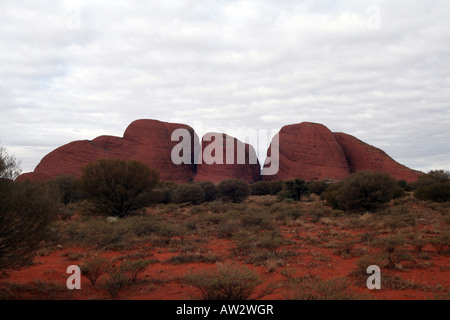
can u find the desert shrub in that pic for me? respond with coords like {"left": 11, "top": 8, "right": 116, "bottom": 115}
{"left": 198, "top": 181, "right": 218, "bottom": 202}
{"left": 233, "top": 229, "right": 284, "bottom": 257}
{"left": 172, "top": 183, "right": 205, "bottom": 205}
{"left": 430, "top": 233, "right": 450, "bottom": 255}
{"left": 152, "top": 181, "right": 177, "bottom": 204}
{"left": 278, "top": 179, "right": 309, "bottom": 201}
{"left": 427, "top": 170, "right": 450, "bottom": 183}
{"left": 0, "top": 280, "right": 73, "bottom": 300}
{"left": 397, "top": 180, "right": 415, "bottom": 192}
{"left": 80, "top": 159, "right": 159, "bottom": 217}
{"left": 376, "top": 236, "right": 412, "bottom": 269}
{"left": 216, "top": 220, "right": 240, "bottom": 238}
{"left": 308, "top": 181, "right": 328, "bottom": 196}
{"left": 251, "top": 180, "right": 285, "bottom": 196}
{"left": 184, "top": 262, "right": 262, "bottom": 300}
{"left": 48, "top": 175, "right": 84, "bottom": 204}
{"left": 104, "top": 268, "right": 129, "bottom": 299}
{"left": 414, "top": 183, "right": 450, "bottom": 203}
{"left": 335, "top": 171, "right": 399, "bottom": 213}
{"left": 283, "top": 274, "right": 361, "bottom": 300}
{"left": 414, "top": 174, "right": 438, "bottom": 189}
{"left": 321, "top": 183, "right": 342, "bottom": 209}
{"left": 165, "top": 254, "right": 221, "bottom": 265}
{"left": 217, "top": 179, "right": 251, "bottom": 203}
{"left": 240, "top": 209, "right": 273, "bottom": 230}
{"left": 80, "top": 257, "right": 111, "bottom": 285}
{"left": 155, "top": 222, "right": 187, "bottom": 246}
{"left": 119, "top": 259, "right": 151, "bottom": 282}
{"left": 0, "top": 180, "right": 58, "bottom": 270}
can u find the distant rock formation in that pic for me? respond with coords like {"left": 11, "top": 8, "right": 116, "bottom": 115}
{"left": 194, "top": 132, "right": 261, "bottom": 183}
{"left": 333, "top": 132, "right": 421, "bottom": 182}
{"left": 263, "top": 122, "right": 421, "bottom": 183}
{"left": 17, "top": 119, "right": 422, "bottom": 183}
{"left": 17, "top": 119, "right": 198, "bottom": 183}
{"left": 263, "top": 122, "right": 350, "bottom": 181}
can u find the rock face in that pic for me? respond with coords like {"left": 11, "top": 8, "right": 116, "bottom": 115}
{"left": 263, "top": 122, "right": 351, "bottom": 181}
{"left": 333, "top": 132, "right": 421, "bottom": 182}
{"left": 18, "top": 119, "right": 198, "bottom": 183}
{"left": 194, "top": 133, "right": 261, "bottom": 183}
{"left": 18, "top": 119, "right": 422, "bottom": 184}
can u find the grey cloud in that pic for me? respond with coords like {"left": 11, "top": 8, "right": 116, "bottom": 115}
{"left": 0, "top": 0, "right": 449, "bottom": 173}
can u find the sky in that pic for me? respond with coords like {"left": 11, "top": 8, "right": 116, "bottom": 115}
{"left": 0, "top": 0, "right": 449, "bottom": 174}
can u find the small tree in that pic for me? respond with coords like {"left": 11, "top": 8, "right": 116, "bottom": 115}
{"left": 427, "top": 170, "right": 450, "bottom": 183}
{"left": 0, "top": 181, "right": 58, "bottom": 270}
{"left": 0, "top": 147, "right": 21, "bottom": 180}
{"left": 49, "top": 175, "right": 85, "bottom": 204}
{"left": 217, "top": 179, "right": 251, "bottom": 203}
{"left": 280, "top": 179, "right": 309, "bottom": 201}
{"left": 80, "top": 159, "right": 159, "bottom": 217}
{"left": 0, "top": 147, "right": 57, "bottom": 270}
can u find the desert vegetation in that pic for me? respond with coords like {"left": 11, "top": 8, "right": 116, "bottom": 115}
{"left": 0, "top": 150, "right": 449, "bottom": 300}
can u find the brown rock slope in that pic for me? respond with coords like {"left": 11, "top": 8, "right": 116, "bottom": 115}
{"left": 195, "top": 132, "right": 261, "bottom": 183}
{"left": 263, "top": 122, "right": 351, "bottom": 181}
{"left": 17, "top": 119, "right": 198, "bottom": 183}
{"left": 333, "top": 132, "right": 421, "bottom": 182}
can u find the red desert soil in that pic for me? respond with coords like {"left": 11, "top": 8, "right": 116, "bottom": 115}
{"left": 2, "top": 235, "right": 448, "bottom": 300}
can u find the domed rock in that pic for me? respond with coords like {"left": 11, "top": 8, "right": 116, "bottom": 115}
{"left": 18, "top": 119, "right": 198, "bottom": 183}
{"left": 263, "top": 122, "right": 350, "bottom": 181}
{"left": 194, "top": 132, "right": 261, "bottom": 183}
{"left": 333, "top": 132, "right": 422, "bottom": 182}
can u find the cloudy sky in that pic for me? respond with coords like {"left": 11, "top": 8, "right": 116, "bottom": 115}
{"left": 1, "top": 0, "right": 449, "bottom": 173}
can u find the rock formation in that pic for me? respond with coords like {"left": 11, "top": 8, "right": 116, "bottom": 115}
{"left": 333, "top": 132, "right": 421, "bottom": 182}
{"left": 17, "top": 119, "right": 198, "bottom": 183}
{"left": 17, "top": 119, "right": 422, "bottom": 184}
{"left": 263, "top": 122, "right": 351, "bottom": 181}
{"left": 194, "top": 132, "right": 261, "bottom": 183}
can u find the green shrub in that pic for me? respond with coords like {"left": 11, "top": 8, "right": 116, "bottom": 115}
{"left": 308, "top": 181, "right": 328, "bottom": 196}
{"left": 184, "top": 262, "right": 262, "bottom": 300}
{"left": 0, "top": 180, "right": 58, "bottom": 270}
{"left": 321, "top": 183, "right": 342, "bottom": 209}
{"left": 217, "top": 179, "right": 251, "bottom": 203}
{"left": 283, "top": 274, "right": 361, "bottom": 300}
{"left": 198, "top": 181, "right": 218, "bottom": 202}
{"left": 414, "top": 183, "right": 450, "bottom": 203}
{"left": 172, "top": 183, "right": 205, "bottom": 205}
{"left": 48, "top": 175, "right": 84, "bottom": 204}
{"left": 335, "top": 171, "right": 399, "bottom": 212}
{"left": 104, "top": 268, "right": 129, "bottom": 299}
{"left": 80, "top": 159, "right": 159, "bottom": 217}
{"left": 119, "top": 259, "right": 151, "bottom": 282}
{"left": 153, "top": 181, "right": 177, "bottom": 204}
{"left": 430, "top": 233, "right": 450, "bottom": 255}
{"left": 279, "top": 179, "right": 309, "bottom": 201}
{"left": 80, "top": 257, "right": 111, "bottom": 285}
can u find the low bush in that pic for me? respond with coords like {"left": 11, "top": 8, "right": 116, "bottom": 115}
{"left": 217, "top": 179, "right": 251, "bottom": 203}
{"left": 414, "top": 183, "right": 450, "bottom": 203}
{"left": 80, "top": 257, "right": 111, "bottom": 285}
{"left": 171, "top": 183, "right": 205, "bottom": 205}
{"left": 333, "top": 171, "right": 399, "bottom": 213}
{"left": 119, "top": 259, "right": 151, "bottom": 282}
{"left": 184, "top": 262, "right": 262, "bottom": 300}
{"left": 48, "top": 175, "right": 84, "bottom": 204}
